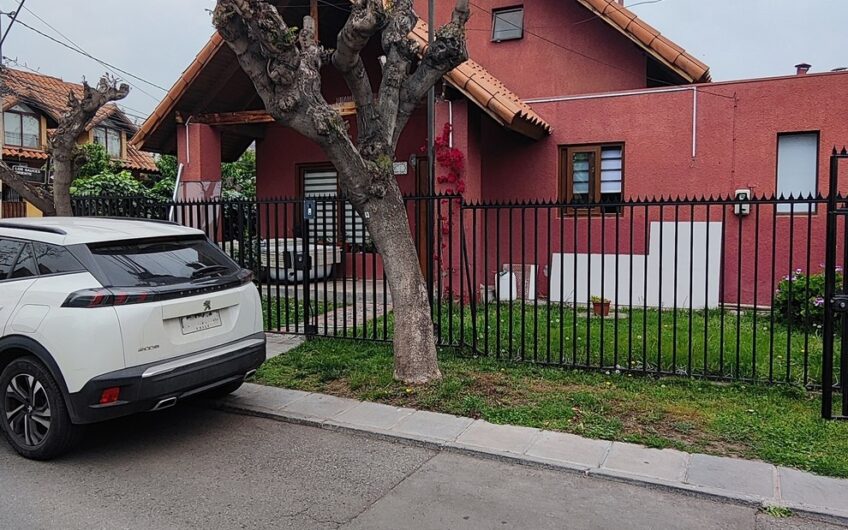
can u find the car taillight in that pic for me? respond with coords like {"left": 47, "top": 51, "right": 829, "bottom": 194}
{"left": 62, "top": 288, "right": 155, "bottom": 308}
{"left": 99, "top": 387, "right": 121, "bottom": 405}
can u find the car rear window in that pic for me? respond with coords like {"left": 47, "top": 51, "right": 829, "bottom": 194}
{"left": 33, "top": 242, "right": 85, "bottom": 275}
{"left": 88, "top": 237, "right": 239, "bottom": 287}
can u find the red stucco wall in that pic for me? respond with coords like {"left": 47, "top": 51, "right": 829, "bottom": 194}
{"left": 474, "top": 72, "right": 848, "bottom": 306}
{"left": 414, "top": 0, "right": 649, "bottom": 97}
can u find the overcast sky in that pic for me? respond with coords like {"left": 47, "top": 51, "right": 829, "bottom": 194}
{"left": 1, "top": 0, "right": 846, "bottom": 122}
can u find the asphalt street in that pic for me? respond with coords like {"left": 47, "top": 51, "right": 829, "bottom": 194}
{"left": 0, "top": 404, "right": 842, "bottom": 530}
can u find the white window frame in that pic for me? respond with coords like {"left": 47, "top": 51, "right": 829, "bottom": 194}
{"left": 776, "top": 132, "right": 819, "bottom": 214}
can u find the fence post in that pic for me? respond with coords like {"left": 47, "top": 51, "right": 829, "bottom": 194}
{"left": 822, "top": 150, "right": 840, "bottom": 419}
{"left": 302, "top": 199, "right": 316, "bottom": 337}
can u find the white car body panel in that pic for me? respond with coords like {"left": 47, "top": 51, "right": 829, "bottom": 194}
{"left": 0, "top": 218, "right": 264, "bottom": 396}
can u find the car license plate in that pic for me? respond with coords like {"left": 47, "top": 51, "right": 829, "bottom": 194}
{"left": 180, "top": 310, "right": 222, "bottom": 335}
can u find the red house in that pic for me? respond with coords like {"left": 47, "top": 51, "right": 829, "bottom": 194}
{"left": 135, "top": 0, "right": 848, "bottom": 307}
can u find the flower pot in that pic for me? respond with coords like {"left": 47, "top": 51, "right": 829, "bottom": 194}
{"left": 592, "top": 301, "right": 611, "bottom": 317}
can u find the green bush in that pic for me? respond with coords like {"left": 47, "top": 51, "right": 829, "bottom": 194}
{"left": 773, "top": 268, "right": 837, "bottom": 332}
{"left": 70, "top": 170, "right": 148, "bottom": 197}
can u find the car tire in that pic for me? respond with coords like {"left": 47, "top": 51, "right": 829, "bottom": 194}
{"left": 202, "top": 380, "right": 243, "bottom": 398}
{"left": 0, "top": 356, "right": 80, "bottom": 460}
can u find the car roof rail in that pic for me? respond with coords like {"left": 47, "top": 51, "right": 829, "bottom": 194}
{"left": 88, "top": 216, "right": 180, "bottom": 226}
{"left": 0, "top": 222, "right": 67, "bottom": 235}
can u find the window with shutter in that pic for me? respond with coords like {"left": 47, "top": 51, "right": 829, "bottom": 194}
{"left": 560, "top": 144, "right": 625, "bottom": 214}
{"left": 302, "top": 168, "right": 371, "bottom": 247}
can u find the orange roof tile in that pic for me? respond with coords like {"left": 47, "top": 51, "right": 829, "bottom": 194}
{"left": 2, "top": 146, "right": 49, "bottom": 161}
{"left": 122, "top": 145, "right": 158, "bottom": 173}
{"left": 410, "top": 21, "right": 551, "bottom": 139}
{"left": 1, "top": 67, "right": 160, "bottom": 174}
{"left": 575, "top": 0, "right": 710, "bottom": 83}
{"left": 1, "top": 68, "right": 122, "bottom": 128}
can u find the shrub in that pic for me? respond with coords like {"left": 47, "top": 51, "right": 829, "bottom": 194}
{"left": 773, "top": 268, "right": 839, "bottom": 332}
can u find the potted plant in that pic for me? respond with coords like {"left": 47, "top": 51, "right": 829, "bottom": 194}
{"left": 591, "top": 296, "right": 612, "bottom": 317}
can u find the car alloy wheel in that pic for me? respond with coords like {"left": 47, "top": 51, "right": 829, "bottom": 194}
{"left": 5, "top": 373, "right": 52, "bottom": 447}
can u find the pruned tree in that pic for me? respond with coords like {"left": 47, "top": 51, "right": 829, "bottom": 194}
{"left": 213, "top": 0, "right": 470, "bottom": 383}
{"left": 0, "top": 73, "right": 129, "bottom": 216}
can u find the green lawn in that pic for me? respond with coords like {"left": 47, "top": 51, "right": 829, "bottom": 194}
{"left": 400, "top": 303, "right": 831, "bottom": 386}
{"left": 261, "top": 297, "right": 335, "bottom": 331}
{"left": 256, "top": 338, "right": 848, "bottom": 478}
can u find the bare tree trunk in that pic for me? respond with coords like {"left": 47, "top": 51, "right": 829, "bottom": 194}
{"left": 0, "top": 162, "right": 56, "bottom": 216}
{"left": 364, "top": 184, "right": 441, "bottom": 383}
{"left": 51, "top": 153, "right": 74, "bottom": 216}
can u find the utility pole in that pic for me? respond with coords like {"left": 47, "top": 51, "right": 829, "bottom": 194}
{"left": 0, "top": 1, "right": 28, "bottom": 215}
{"left": 426, "top": 0, "right": 435, "bottom": 300}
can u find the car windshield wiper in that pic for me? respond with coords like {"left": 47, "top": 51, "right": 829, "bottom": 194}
{"left": 190, "top": 265, "right": 231, "bottom": 280}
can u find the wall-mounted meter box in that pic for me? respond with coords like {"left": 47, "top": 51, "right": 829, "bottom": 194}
{"left": 734, "top": 189, "right": 752, "bottom": 216}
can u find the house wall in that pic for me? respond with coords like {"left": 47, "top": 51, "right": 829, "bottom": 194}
{"left": 472, "top": 72, "right": 848, "bottom": 306}
{"left": 414, "top": 0, "right": 649, "bottom": 97}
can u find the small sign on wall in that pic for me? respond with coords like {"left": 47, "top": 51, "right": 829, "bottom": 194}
{"left": 393, "top": 161, "right": 409, "bottom": 176}
{"left": 12, "top": 165, "right": 46, "bottom": 183}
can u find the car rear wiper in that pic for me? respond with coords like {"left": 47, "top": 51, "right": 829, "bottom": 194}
{"left": 190, "top": 265, "right": 231, "bottom": 280}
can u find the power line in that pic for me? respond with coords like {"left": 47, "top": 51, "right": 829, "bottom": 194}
{"left": 2, "top": 13, "right": 168, "bottom": 93}
{"left": 11, "top": 8, "right": 163, "bottom": 102}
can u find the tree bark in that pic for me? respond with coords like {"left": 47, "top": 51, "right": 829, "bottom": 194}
{"left": 214, "top": 0, "right": 470, "bottom": 384}
{"left": 364, "top": 182, "right": 441, "bottom": 382}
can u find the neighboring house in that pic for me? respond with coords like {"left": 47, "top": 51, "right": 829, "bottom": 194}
{"left": 134, "top": 0, "right": 848, "bottom": 305}
{"left": 0, "top": 67, "right": 158, "bottom": 215}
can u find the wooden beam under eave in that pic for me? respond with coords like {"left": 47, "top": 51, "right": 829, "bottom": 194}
{"left": 194, "top": 110, "right": 275, "bottom": 126}
{"left": 194, "top": 103, "right": 358, "bottom": 126}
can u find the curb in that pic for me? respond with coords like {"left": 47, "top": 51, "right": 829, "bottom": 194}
{"left": 210, "top": 386, "right": 848, "bottom": 526}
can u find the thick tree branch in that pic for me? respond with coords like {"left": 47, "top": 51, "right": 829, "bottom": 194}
{"left": 0, "top": 162, "right": 56, "bottom": 216}
{"left": 377, "top": 0, "right": 418, "bottom": 147}
{"left": 392, "top": 0, "right": 470, "bottom": 146}
{"left": 332, "top": 0, "right": 385, "bottom": 155}
{"left": 49, "top": 75, "right": 130, "bottom": 216}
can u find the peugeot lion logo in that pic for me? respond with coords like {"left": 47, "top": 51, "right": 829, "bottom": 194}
{"left": 203, "top": 300, "right": 212, "bottom": 312}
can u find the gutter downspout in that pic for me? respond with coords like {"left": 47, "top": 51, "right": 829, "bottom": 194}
{"left": 169, "top": 163, "right": 184, "bottom": 222}
{"left": 691, "top": 86, "right": 698, "bottom": 159}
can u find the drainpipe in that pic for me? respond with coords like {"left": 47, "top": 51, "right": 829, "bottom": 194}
{"left": 448, "top": 100, "right": 453, "bottom": 148}
{"left": 525, "top": 86, "right": 701, "bottom": 159}
{"left": 691, "top": 86, "right": 698, "bottom": 158}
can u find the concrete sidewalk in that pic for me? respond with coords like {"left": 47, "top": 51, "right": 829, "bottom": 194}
{"left": 214, "top": 381, "right": 848, "bottom": 524}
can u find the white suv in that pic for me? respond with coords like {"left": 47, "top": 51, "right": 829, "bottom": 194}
{"left": 0, "top": 217, "right": 265, "bottom": 460}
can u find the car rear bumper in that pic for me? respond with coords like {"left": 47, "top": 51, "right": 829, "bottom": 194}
{"left": 67, "top": 332, "right": 266, "bottom": 424}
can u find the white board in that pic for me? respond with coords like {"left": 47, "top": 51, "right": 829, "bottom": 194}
{"left": 549, "top": 221, "right": 723, "bottom": 309}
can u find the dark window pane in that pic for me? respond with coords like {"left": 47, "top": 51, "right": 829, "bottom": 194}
{"left": 11, "top": 244, "right": 37, "bottom": 279}
{"left": 33, "top": 242, "right": 85, "bottom": 275}
{"left": 571, "top": 152, "right": 593, "bottom": 204}
{"left": 0, "top": 239, "right": 25, "bottom": 279}
{"left": 89, "top": 236, "right": 238, "bottom": 287}
{"left": 22, "top": 114, "right": 40, "bottom": 148}
{"left": 4, "top": 112, "right": 22, "bottom": 146}
{"left": 493, "top": 7, "right": 523, "bottom": 41}
{"left": 106, "top": 129, "right": 122, "bottom": 158}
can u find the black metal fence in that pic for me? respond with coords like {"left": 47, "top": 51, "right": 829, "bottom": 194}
{"left": 71, "top": 177, "right": 846, "bottom": 397}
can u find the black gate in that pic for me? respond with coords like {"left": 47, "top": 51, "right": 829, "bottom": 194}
{"left": 823, "top": 148, "right": 848, "bottom": 420}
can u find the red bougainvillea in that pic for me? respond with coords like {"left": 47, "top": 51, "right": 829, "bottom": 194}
{"left": 425, "top": 123, "right": 466, "bottom": 298}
